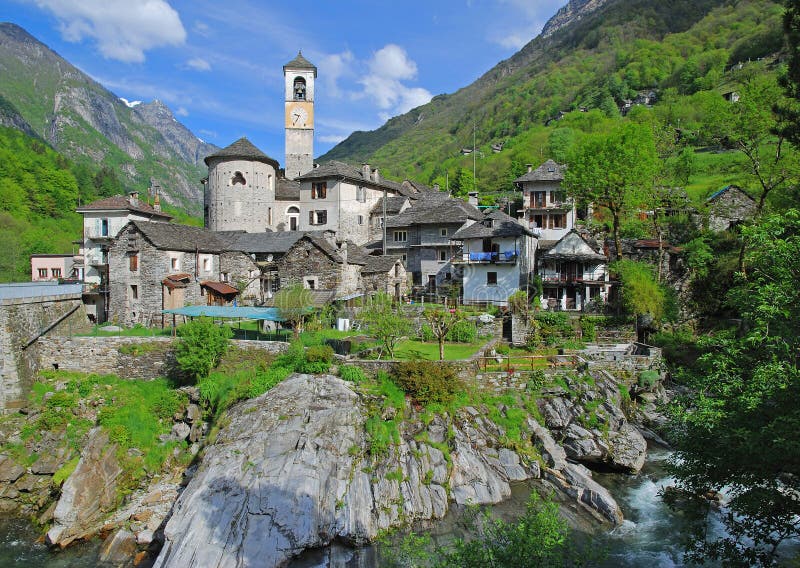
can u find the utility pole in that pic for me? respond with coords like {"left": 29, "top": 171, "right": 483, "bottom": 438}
{"left": 382, "top": 186, "right": 387, "bottom": 256}
{"left": 473, "top": 123, "right": 477, "bottom": 194}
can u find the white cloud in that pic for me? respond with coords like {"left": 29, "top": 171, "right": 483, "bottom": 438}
{"left": 358, "top": 44, "right": 432, "bottom": 117}
{"left": 487, "top": 0, "right": 564, "bottom": 50}
{"left": 318, "top": 50, "right": 354, "bottom": 98}
{"left": 175, "top": 106, "right": 189, "bottom": 116}
{"left": 33, "top": 0, "right": 186, "bottom": 63}
{"left": 186, "top": 57, "right": 211, "bottom": 71}
{"left": 193, "top": 20, "right": 210, "bottom": 37}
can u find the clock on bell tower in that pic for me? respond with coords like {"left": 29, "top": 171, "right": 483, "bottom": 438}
{"left": 284, "top": 51, "right": 317, "bottom": 180}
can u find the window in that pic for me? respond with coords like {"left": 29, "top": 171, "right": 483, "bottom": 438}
{"left": 356, "top": 186, "right": 366, "bottom": 202}
{"left": 271, "top": 278, "right": 280, "bottom": 293}
{"left": 357, "top": 215, "right": 364, "bottom": 225}
{"left": 394, "top": 230, "right": 407, "bottom": 242}
{"left": 203, "top": 258, "right": 211, "bottom": 272}
{"left": 129, "top": 254, "right": 138, "bottom": 272}
{"left": 487, "top": 272, "right": 498, "bottom": 285}
{"left": 130, "top": 285, "right": 138, "bottom": 300}
{"left": 439, "top": 250, "right": 447, "bottom": 262}
{"left": 37, "top": 268, "right": 47, "bottom": 278}
{"left": 401, "top": 254, "right": 407, "bottom": 261}
{"left": 395, "top": 264, "right": 400, "bottom": 277}
{"left": 550, "top": 214, "right": 567, "bottom": 229}
{"left": 51, "top": 268, "right": 62, "bottom": 278}
{"left": 311, "top": 182, "right": 327, "bottom": 199}
{"left": 221, "top": 272, "right": 229, "bottom": 282}
{"left": 171, "top": 257, "right": 179, "bottom": 270}
{"left": 531, "top": 191, "right": 546, "bottom": 208}
{"left": 231, "top": 171, "right": 246, "bottom": 185}
{"left": 305, "top": 278, "right": 316, "bottom": 290}
{"left": 309, "top": 210, "right": 327, "bottom": 225}
{"left": 440, "top": 228, "right": 448, "bottom": 237}
{"left": 293, "top": 77, "right": 306, "bottom": 100}
{"left": 101, "top": 218, "right": 109, "bottom": 237}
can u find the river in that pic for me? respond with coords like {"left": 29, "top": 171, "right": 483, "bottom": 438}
{"left": 0, "top": 448, "right": 769, "bottom": 567}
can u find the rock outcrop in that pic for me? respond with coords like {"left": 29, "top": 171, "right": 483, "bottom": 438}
{"left": 155, "top": 374, "right": 623, "bottom": 568}
{"left": 46, "top": 428, "right": 123, "bottom": 547}
{"left": 540, "top": 372, "right": 647, "bottom": 474}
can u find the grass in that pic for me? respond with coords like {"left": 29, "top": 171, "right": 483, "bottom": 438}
{"left": 84, "top": 324, "right": 172, "bottom": 337}
{"left": 393, "top": 340, "right": 483, "bottom": 361}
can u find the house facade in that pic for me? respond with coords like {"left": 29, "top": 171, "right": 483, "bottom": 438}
{"left": 76, "top": 191, "right": 172, "bottom": 322}
{"left": 31, "top": 254, "right": 76, "bottom": 282}
{"left": 706, "top": 185, "right": 756, "bottom": 232}
{"left": 537, "top": 230, "right": 610, "bottom": 311}
{"left": 451, "top": 210, "right": 537, "bottom": 306}
{"left": 514, "top": 160, "right": 576, "bottom": 241}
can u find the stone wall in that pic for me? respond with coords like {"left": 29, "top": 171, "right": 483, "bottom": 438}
{"left": 219, "top": 251, "right": 260, "bottom": 301}
{"left": 276, "top": 238, "right": 343, "bottom": 292}
{"left": 35, "top": 337, "right": 288, "bottom": 381}
{"left": 1, "top": 293, "right": 90, "bottom": 411}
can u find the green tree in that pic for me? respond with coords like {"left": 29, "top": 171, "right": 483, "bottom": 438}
{"left": 361, "top": 293, "right": 412, "bottom": 359}
{"left": 610, "top": 259, "right": 665, "bottom": 322}
{"left": 274, "top": 284, "right": 312, "bottom": 338}
{"left": 423, "top": 308, "right": 465, "bottom": 360}
{"left": 776, "top": 0, "right": 800, "bottom": 147}
{"left": 175, "top": 317, "right": 233, "bottom": 382}
{"left": 668, "top": 210, "right": 800, "bottom": 566}
{"left": 563, "top": 122, "right": 659, "bottom": 260}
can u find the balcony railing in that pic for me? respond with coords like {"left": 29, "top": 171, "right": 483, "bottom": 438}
{"left": 452, "top": 251, "right": 518, "bottom": 264}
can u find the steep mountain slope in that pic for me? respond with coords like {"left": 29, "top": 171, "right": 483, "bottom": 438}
{"left": 0, "top": 23, "right": 217, "bottom": 214}
{"left": 321, "top": 0, "right": 783, "bottom": 191}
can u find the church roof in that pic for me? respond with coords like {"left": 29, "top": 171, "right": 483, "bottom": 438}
{"left": 283, "top": 51, "right": 317, "bottom": 77}
{"left": 203, "top": 137, "right": 280, "bottom": 169}
{"left": 514, "top": 159, "right": 566, "bottom": 183}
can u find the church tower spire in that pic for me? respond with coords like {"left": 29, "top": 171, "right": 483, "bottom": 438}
{"left": 284, "top": 51, "right": 316, "bottom": 180}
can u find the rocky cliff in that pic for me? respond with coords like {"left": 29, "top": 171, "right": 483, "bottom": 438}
{"left": 154, "top": 373, "right": 637, "bottom": 568}
{"left": 540, "top": 0, "right": 611, "bottom": 38}
{"left": 0, "top": 22, "right": 218, "bottom": 212}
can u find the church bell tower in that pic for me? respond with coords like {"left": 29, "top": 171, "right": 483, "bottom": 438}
{"left": 284, "top": 51, "right": 316, "bottom": 180}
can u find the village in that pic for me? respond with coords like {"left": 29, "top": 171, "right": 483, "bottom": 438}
{"left": 25, "top": 53, "right": 755, "bottom": 333}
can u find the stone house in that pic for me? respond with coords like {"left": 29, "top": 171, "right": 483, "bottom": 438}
{"left": 384, "top": 192, "right": 483, "bottom": 290}
{"left": 273, "top": 233, "right": 364, "bottom": 301}
{"left": 76, "top": 191, "right": 172, "bottom": 322}
{"left": 705, "top": 185, "right": 756, "bottom": 232}
{"left": 451, "top": 210, "right": 537, "bottom": 307}
{"left": 107, "top": 221, "right": 241, "bottom": 327}
{"left": 537, "top": 230, "right": 610, "bottom": 311}
{"left": 358, "top": 255, "right": 408, "bottom": 300}
{"left": 514, "top": 160, "right": 576, "bottom": 241}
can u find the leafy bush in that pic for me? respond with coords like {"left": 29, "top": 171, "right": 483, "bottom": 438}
{"left": 175, "top": 317, "right": 233, "bottom": 382}
{"left": 446, "top": 320, "right": 477, "bottom": 343}
{"left": 579, "top": 316, "right": 597, "bottom": 342}
{"left": 365, "top": 416, "right": 400, "bottom": 456}
{"left": 495, "top": 343, "right": 511, "bottom": 355}
{"left": 392, "top": 361, "right": 464, "bottom": 406}
{"left": 508, "top": 289, "right": 530, "bottom": 316}
{"left": 529, "top": 311, "right": 575, "bottom": 347}
{"left": 301, "top": 344, "right": 335, "bottom": 374}
{"left": 638, "top": 370, "right": 660, "bottom": 390}
{"left": 339, "top": 365, "right": 367, "bottom": 384}
{"left": 418, "top": 324, "right": 435, "bottom": 342}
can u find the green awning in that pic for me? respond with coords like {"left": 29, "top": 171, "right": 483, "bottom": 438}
{"left": 162, "top": 306, "right": 284, "bottom": 321}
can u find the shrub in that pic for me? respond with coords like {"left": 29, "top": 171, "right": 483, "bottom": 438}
{"left": 638, "top": 370, "right": 660, "bottom": 390}
{"left": 579, "top": 316, "right": 597, "bottom": 342}
{"left": 392, "top": 360, "right": 464, "bottom": 406}
{"left": 508, "top": 290, "right": 530, "bottom": 317}
{"left": 340, "top": 365, "right": 367, "bottom": 384}
{"left": 445, "top": 320, "right": 477, "bottom": 343}
{"left": 532, "top": 312, "right": 575, "bottom": 346}
{"left": 175, "top": 317, "right": 233, "bottom": 382}
{"left": 418, "top": 324, "right": 435, "bottom": 342}
{"left": 301, "top": 344, "right": 335, "bottom": 374}
{"left": 495, "top": 343, "right": 511, "bottom": 355}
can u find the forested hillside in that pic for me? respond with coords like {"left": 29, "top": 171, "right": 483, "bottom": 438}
{"left": 0, "top": 126, "right": 198, "bottom": 282}
{"left": 322, "top": 0, "right": 785, "bottom": 203}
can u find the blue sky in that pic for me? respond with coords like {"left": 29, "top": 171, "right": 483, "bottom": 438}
{"left": 2, "top": 0, "right": 565, "bottom": 162}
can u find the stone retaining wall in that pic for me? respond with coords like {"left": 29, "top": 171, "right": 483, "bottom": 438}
{"left": 1, "top": 293, "right": 90, "bottom": 411}
{"left": 35, "top": 337, "right": 288, "bottom": 381}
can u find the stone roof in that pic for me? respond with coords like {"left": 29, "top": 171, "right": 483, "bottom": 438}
{"left": 276, "top": 178, "right": 301, "bottom": 201}
{"left": 386, "top": 194, "right": 483, "bottom": 228}
{"left": 371, "top": 196, "right": 409, "bottom": 216}
{"left": 130, "top": 221, "right": 229, "bottom": 253}
{"left": 203, "top": 137, "right": 280, "bottom": 169}
{"left": 514, "top": 159, "right": 566, "bottom": 183}
{"left": 297, "top": 161, "right": 419, "bottom": 197}
{"left": 452, "top": 210, "right": 534, "bottom": 239}
{"left": 226, "top": 231, "right": 307, "bottom": 254}
{"left": 542, "top": 230, "right": 606, "bottom": 262}
{"left": 362, "top": 255, "right": 402, "bottom": 274}
{"left": 76, "top": 195, "right": 173, "bottom": 220}
{"left": 345, "top": 242, "right": 373, "bottom": 265}
{"left": 706, "top": 184, "right": 755, "bottom": 203}
{"left": 283, "top": 51, "right": 317, "bottom": 76}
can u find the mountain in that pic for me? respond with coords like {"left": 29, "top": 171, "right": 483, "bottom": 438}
{"left": 0, "top": 23, "right": 218, "bottom": 214}
{"left": 320, "top": 0, "right": 784, "bottom": 193}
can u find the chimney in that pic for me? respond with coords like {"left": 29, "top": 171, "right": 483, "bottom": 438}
{"left": 337, "top": 240, "right": 348, "bottom": 263}
{"left": 526, "top": 164, "right": 533, "bottom": 173}
{"left": 468, "top": 191, "right": 479, "bottom": 206}
{"left": 153, "top": 192, "right": 161, "bottom": 212}
{"left": 362, "top": 163, "right": 370, "bottom": 180}
{"left": 372, "top": 167, "right": 380, "bottom": 182}
{"left": 323, "top": 229, "right": 337, "bottom": 245}
{"left": 128, "top": 192, "right": 139, "bottom": 207}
